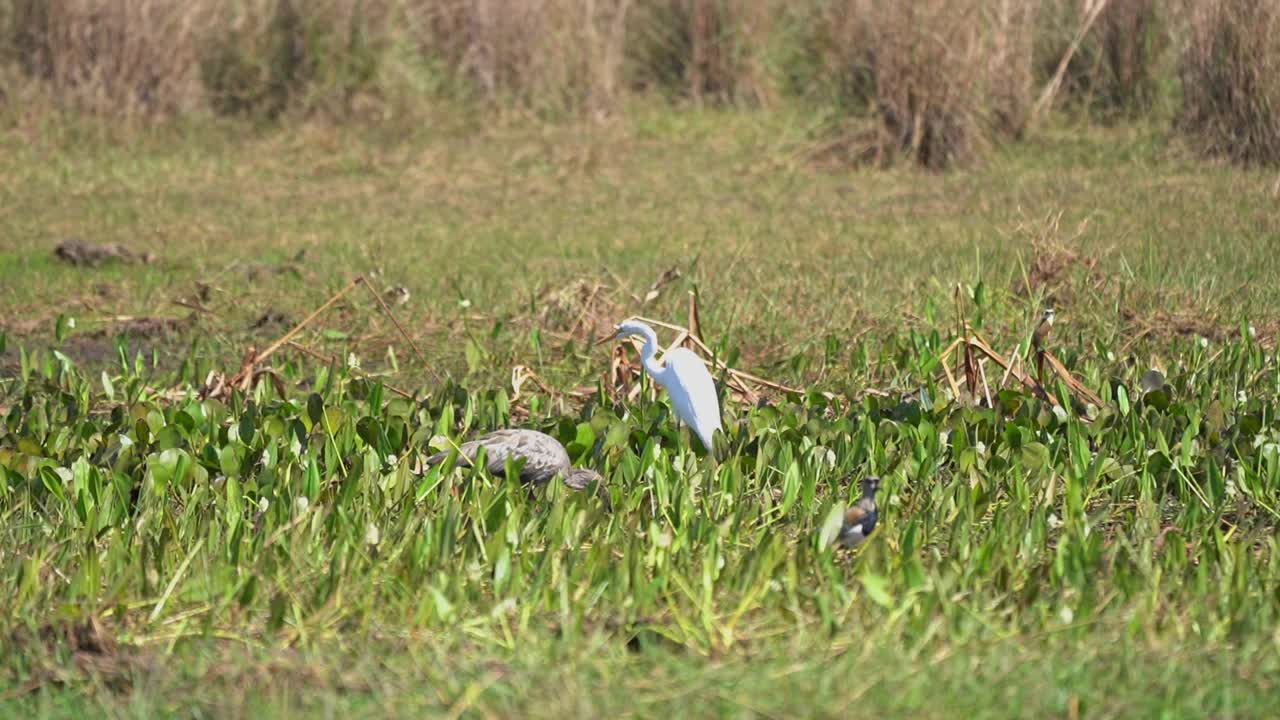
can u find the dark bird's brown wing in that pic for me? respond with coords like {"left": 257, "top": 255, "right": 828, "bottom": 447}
{"left": 838, "top": 498, "right": 879, "bottom": 547}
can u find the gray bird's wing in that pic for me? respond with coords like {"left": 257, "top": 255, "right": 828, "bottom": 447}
{"left": 427, "top": 429, "right": 570, "bottom": 485}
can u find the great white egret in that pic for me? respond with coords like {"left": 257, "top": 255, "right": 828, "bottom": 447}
{"left": 425, "top": 429, "right": 603, "bottom": 490}
{"left": 837, "top": 476, "right": 881, "bottom": 549}
{"left": 613, "top": 319, "right": 722, "bottom": 453}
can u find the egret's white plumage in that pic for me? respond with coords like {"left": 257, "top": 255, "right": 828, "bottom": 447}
{"left": 615, "top": 320, "right": 722, "bottom": 452}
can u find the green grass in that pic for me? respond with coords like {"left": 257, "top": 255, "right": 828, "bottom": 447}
{"left": 2, "top": 108, "right": 1280, "bottom": 717}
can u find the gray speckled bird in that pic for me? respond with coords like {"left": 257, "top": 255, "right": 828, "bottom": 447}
{"left": 425, "top": 429, "right": 603, "bottom": 491}
{"left": 837, "top": 476, "right": 881, "bottom": 549}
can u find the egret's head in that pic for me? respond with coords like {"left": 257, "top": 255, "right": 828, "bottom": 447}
{"left": 860, "top": 476, "right": 881, "bottom": 497}
{"left": 564, "top": 468, "right": 605, "bottom": 491}
{"left": 614, "top": 320, "right": 652, "bottom": 341}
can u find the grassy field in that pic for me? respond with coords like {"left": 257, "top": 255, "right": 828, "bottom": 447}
{"left": 3, "top": 107, "right": 1280, "bottom": 718}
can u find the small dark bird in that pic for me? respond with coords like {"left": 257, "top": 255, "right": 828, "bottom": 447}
{"left": 1032, "top": 307, "right": 1055, "bottom": 381}
{"left": 424, "top": 429, "right": 603, "bottom": 491}
{"left": 837, "top": 476, "right": 881, "bottom": 549}
{"left": 1032, "top": 307, "right": 1055, "bottom": 351}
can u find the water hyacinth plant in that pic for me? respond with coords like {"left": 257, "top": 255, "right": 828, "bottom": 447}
{"left": 2, "top": 312, "right": 1279, "bottom": 714}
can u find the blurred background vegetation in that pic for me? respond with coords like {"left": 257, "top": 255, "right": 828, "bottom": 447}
{"left": 0, "top": 0, "right": 1277, "bottom": 169}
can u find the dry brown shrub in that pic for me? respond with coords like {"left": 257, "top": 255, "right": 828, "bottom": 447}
{"left": 198, "top": 0, "right": 391, "bottom": 120}
{"left": 1036, "top": 0, "right": 1164, "bottom": 119}
{"left": 626, "top": 0, "right": 773, "bottom": 104}
{"left": 2, "top": 0, "right": 211, "bottom": 116}
{"left": 1178, "top": 0, "right": 1280, "bottom": 166}
{"left": 1099, "top": 0, "right": 1163, "bottom": 112}
{"left": 402, "top": 0, "right": 632, "bottom": 117}
{"left": 1, "top": 0, "right": 391, "bottom": 119}
{"left": 818, "top": 0, "right": 1040, "bottom": 170}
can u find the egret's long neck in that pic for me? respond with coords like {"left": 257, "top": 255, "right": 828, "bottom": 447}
{"left": 636, "top": 326, "right": 665, "bottom": 384}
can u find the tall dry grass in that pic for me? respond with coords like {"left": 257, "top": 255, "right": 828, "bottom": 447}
{"left": 1178, "top": 0, "right": 1280, "bottom": 166}
{"left": 2, "top": 0, "right": 780, "bottom": 119}
{"left": 816, "top": 0, "right": 1040, "bottom": 169}
{"left": 626, "top": 0, "right": 773, "bottom": 104}
{"left": 1, "top": 0, "right": 211, "bottom": 116}
{"left": 7, "top": 0, "right": 1269, "bottom": 175}
{"left": 0, "top": 0, "right": 388, "bottom": 119}
{"left": 401, "top": 0, "right": 631, "bottom": 117}
{"left": 198, "top": 0, "right": 389, "bottom": 119}
{"left": 1036, "top": 0, "right": 1165, "bottom": 120}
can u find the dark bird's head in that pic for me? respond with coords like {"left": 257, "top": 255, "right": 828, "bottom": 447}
{"left": 1042, "top": 307, "right": 1056, "bottom": 325}
{"left": 860, "top": 476, "right": 881, "bottom": 498}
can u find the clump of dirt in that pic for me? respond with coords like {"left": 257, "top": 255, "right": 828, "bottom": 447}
{"left": 1011, "top": 211, "right": 1103, "bottom": 303}
{"left": 88, "top": 315, "right": 196, "bottom": 339}
{"left": 6, "top": 617, "right": 147, "bottom": 696}
{"left": 54, "top": 238, "right": 156, "bottom": 266}
{"left": 1121, "top": 307, "right": 1224, "bottom": 341}
{"left": 534, "top": 266, "right": 688, "bottom": 345}
{"left": 535, "top": 278, "right": 625, "bottom": 345}
{"left": 251, "top": 310, "right": 292, "bottom": 331}
{"left": 805, "top": 123, "right": 898, "bottom": 171}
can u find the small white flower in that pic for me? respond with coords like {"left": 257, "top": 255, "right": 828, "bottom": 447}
{"left": 67, "top": 317, "right": 76, "bottom": 329}
{"left": 1052, "top": 404, "right": 1069, "bottom": 422}
{"left": 386, "top": 453, "right": 398, "bottom": 466}
{"left": 1047, "top": 513, "right": 1063, "bottom": 529}
{"left": 1238, "top": 390, "right": 1248, "bottom": 404}
{"left": 258, "top": 497, "right": 269, "bottom": 513}
{"left": 346, "top": 353, "right": 360, "bottom": 369}
{"left": 1249, "top": 325, "right": 1257, "bottom": 338}
{"left": 365, "top": 522, "right": 381, "bottom": 547}
{"left": 1059, "top": 606, "right": 1074, "bottom": 624}
{"left": 295, "top": 496, "right": 310, "bottom": 514}
{"left": 458, "top": 298, "right": 472, "bottom": 309}
{"left": 938, "top": 430, "right": 951, "bottom": 446}
{"left": 974, "top": 441, "right": 987, "bottom": 456}
{"left": 1106, "top": 351, "right": 1115, "bottom": 361}
{"left": 1199, "top": 337, "right": 1209, "bottom": 348}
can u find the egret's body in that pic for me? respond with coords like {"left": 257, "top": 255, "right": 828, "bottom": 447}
{"left": 614, "top": 320, "right": 722, "bottom": 452}
{"left": 425, "top": 429, "right": 602, "bottom": 490}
